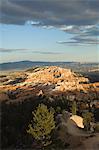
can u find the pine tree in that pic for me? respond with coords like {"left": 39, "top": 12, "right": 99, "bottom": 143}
{"left": 27, "top": 103, "right": 55, "bottom": 147}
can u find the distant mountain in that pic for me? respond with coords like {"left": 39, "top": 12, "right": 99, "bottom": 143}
{"left": 0, "top": 61, "right": 34, "bottom": 71}
{"left": 0, "top": 60, "right": 98, "bottom": 72}
{"left": 0, "top": 61, "right": 77, "bottom": 71}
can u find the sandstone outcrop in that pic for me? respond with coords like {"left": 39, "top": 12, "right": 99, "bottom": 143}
{"left": 0, "top": 66, "right": 98, "bottom": 103}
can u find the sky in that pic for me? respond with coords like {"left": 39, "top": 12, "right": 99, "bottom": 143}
{"left": 0, "top": 0, "right": 99, "bottom": 63}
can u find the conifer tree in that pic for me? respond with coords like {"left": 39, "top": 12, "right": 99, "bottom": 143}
{"left": 27, "top": 103, "right": 55, "bottom": 146}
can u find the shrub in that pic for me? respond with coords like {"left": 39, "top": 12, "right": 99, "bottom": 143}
{"left": 71, "top": 101, "right": 77, "bottom": 115}
{"left": 94, "top": 123, "right": 99, "bottom": 132}
{"left": 82, "top": 112, "right": 94, "bottom": 131}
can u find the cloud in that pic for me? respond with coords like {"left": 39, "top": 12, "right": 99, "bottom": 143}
{"left": 33, "top": 51, "right": 62, "bottom": 55}
{"left": 57, "top": 36, "right": 99, "bottom": 46}
{"left": 0, "top": 48, "right": 28, "bottom": 52}
{"left": 59, "top": 24, "right": 99, "bottom": 36}
{"left": 31, "top": 51, "right": 62, "bottom": 55}
{"left": 57, "top": 24, "right": 99, "bottom": 45}
{"left": 0, "top": 0, "right": 99, "bottom": 46}
{"left": 0, "top": 48, "right": 62, "bottom": 54}
{"left": 1, "top": 0, "right": 99, "bottom": 26}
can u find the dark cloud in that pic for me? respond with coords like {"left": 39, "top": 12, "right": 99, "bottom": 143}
{"left": 0, "top": 0, "right": 99, "bottom": 45}
{"left": 0, "top": 0, "right": 99, "bottom": 26}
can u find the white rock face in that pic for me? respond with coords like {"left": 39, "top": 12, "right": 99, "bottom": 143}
{"left": 70, "top": 115, "right": 84, "bottom": 128}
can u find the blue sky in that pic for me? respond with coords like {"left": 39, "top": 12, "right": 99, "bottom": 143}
{"left": 0, "top": 0, "right": 99, "bottom": 63}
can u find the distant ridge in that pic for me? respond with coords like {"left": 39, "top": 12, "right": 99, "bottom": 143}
{"left": 0, "top": 60, "right": 98, "bottom": 71}
{"left": 0, "top": 60, "right": 77, "bottom": 71}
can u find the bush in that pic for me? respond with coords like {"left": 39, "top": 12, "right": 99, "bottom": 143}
{"left": 71, "top": 101, "right": 77, "bottom": 115}
{"left": 82, "top": 112, "right": 94, "bottom": 131}
{"left": 94, "top": 123, "right": 99, "bottom": 132}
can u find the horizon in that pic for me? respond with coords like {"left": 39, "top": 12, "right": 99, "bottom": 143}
{"left": 0, "top": 59, "right": 99, "bottom": 65}
{"left": 0, "top": 0, "right": 99, "bottom": 63}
